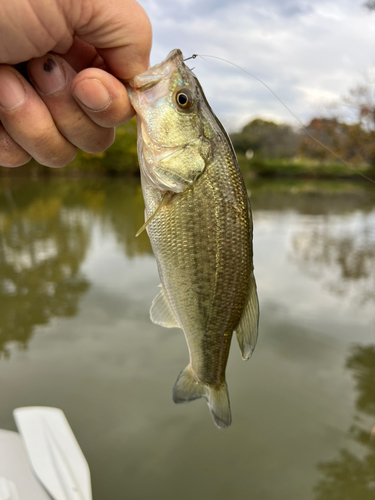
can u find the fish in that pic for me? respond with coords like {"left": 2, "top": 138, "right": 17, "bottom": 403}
{"left": 127, "top": 49, "right": 259, "bottom": 429}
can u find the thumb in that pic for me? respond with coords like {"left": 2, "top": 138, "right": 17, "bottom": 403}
{"left": 72, "top": 0, "right": 152, "bottom": 80}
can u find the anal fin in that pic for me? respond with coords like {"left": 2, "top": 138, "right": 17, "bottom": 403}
{"left": 235, "top": 272, "right": 259, "bottom": 360}
{"left": 150, "top": 286, "right": 180, "bottom": 328}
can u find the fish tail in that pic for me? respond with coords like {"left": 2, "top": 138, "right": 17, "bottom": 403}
{"left": 172, "top": 365, "right": 232, "bottom": 429}
{"left": 206, "top": 383, "right": 232, "bottom": 429}
{"left": 172, "top": 365, "right": 206, "bottom": 403}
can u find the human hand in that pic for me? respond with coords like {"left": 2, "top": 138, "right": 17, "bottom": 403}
{"left": 0, "top": 0, "right": 151, "bottom": 167}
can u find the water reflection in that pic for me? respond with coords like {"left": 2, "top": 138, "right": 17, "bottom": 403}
{"left": 0, "top": 178, "right": 374, "bottom": 499}
{"left": 0, "top": 184, "right": 90, "bottom": 358}
{"left": 1, "top": 179, "right": 374, "bottom": 359}
{"left": 248, "top": 180, "right": 375, "bottom": 215}
{"left": 290, "top": 212, "right": 375, "bottom": 304}
{"left": 315, "top": 345, "right": 375, "bottom": 500}
{"left": 81, "top": 181, "right": 152, "bottom": 257}
{"left": 0, "top": 179, "right": 151, "bottom": 358}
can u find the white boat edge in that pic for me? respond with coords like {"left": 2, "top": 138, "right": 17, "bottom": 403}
{"left": 0, "top": 407, "right": 92, "bottom": 500}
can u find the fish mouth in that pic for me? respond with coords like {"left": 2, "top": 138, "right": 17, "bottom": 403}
{"left": 128, "top": 49, "right": 184, "bottom": 93}
{"left": 127, "top": 49, "right": 185, "bottom": 127}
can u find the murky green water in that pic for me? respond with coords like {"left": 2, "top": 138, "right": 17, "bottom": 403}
{"left": 0, "top": 177, "right": 374, "bottom": 500}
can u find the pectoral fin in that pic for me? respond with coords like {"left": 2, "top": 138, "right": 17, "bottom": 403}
{"left": 235, "top": 272, "right": 259, "bottom": 360}
{"left": 136, "top": 192, "right": 173, "bottom": 237}
{"left": 150, "top": 286, "right": 180, "bottom": 328}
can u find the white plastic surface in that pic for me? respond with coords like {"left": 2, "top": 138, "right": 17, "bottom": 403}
{"left": 14, "top": 407, "right": 92, "bottom": 500}
{"left": 0, "top": 477, "right": 20, "bottom": 500}
{"left": 0, "top": 430, "right": 50, "bottom": 500}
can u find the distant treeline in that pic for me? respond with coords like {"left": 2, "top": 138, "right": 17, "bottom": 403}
{"left": 231, "top": 117, "right": 375, "bottom": 178}
{"left": 2, "top": 113, "right": 375, "bottom": 180}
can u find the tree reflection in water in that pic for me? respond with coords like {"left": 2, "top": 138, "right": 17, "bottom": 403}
{"left": 290, "top": 212, "right": 375, "bottom": 305}
{"left": 0, "top": 179, "right": 153, "bottom": 359}
{"left": 0, "top": 185, "right": 91, "bottom": 358}
{"left": 80, "top": 180, "right": 152, "bottom": 258}
{"left": 314, "top": 345, "right": 375, "bottom": 500}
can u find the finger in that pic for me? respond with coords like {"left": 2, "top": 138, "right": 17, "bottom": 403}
{"left": 72, "top": 68, "right": 134, "bottom": 127}
{"left": 61, "top": 36, "right": 104, "bottom": 73}
{"left": 0, "top": 122, "right": 31, "bottom": 167}
{"left": 0, "top": 0, "right": 73, "bottom": 64}
{"left": 0, "top": 65, "right": 76, "bottom": 167}
{"left": 28, "top": 54, "right": 115, "bottom": 153}
{"left": 72, "top": 0, "right": 152, "bottom": 80}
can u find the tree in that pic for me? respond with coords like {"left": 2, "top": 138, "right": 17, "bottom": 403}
{"left": 68, "top": 118, "right": 139, "bottom": 175}
{"left": 344, "top": 85, "right": 375, "bottom": 132}
{"left": 364, "top": 0, "right": 375, "bottom": 11}
{"left": 298, "top": 117, "right": 375, "bottom": 166}
{"left": 230, "top": 118, "right": 300, "bottom": 159}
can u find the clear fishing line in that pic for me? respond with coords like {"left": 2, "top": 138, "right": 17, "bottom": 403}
{"left": 185, "top": 54, "right": 375, "bottom": 185}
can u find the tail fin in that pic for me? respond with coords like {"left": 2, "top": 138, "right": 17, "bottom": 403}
{"left": 206, "top": 383, "right": 232, "bottom": 429}
{"left": 172, "top": 365, "right": 232, "bottom": 429}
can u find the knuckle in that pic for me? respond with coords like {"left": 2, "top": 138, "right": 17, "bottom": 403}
{"left": 37, "top": 146, "right": 77, "bottom": 168}
{"left": 82, "top": 129, "right": 115, "bottom": 154}
{"left": 0, "top": 155, "right": 31, "bottom": 168}
{"left": 23, "top": 120, "right": 77, "bottom": 167}
{"left": 57, "top": 112, "right": 114, "bottom": 153}
{"left": 27, "top": 119, "right": 57, "bottom": 144}
{"left": 0, "top": 127, "right": 31, "bottom": 167}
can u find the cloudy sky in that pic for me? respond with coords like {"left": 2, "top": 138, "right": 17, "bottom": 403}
{"left": 137, "top": 0, "right": 375, "bottom": 131}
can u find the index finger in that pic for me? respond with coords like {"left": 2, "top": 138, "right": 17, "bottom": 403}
{"left": 72, "top": 0, "right": 152, "bottom": 80}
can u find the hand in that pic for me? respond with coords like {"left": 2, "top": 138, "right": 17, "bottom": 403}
{"left": 0, "top": 0, "right": 151, "bottom": 168}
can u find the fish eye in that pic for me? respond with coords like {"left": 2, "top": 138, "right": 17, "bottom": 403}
{"left": 175, "top": 89, "right": 193, "bottom": 110}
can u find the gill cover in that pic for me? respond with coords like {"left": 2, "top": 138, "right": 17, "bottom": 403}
{"left": 128, "top": 49, "right": 211, "bottom": 193}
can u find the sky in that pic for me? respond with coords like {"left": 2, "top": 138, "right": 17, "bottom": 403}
{"left": 137, "top": 0, "right": 375, "bottom": 131}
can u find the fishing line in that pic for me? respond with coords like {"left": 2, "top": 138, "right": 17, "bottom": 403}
{"left": 185, "top": 54, "right": 375, "bottom": 185}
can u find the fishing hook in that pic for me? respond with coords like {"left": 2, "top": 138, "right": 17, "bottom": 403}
{"left": 183, "top": 54, "right": 198, "bottom": 62}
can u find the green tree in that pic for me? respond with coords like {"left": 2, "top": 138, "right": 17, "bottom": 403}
{"left": 68, "top": 118, "right": 139, "bottom": 175}
{"left": 230, "top": 118, "right": 300, "bottom": 159}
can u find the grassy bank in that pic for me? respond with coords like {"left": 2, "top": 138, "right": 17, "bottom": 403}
{"left": 237, "top": 154, "right": 375, "bottom": 180}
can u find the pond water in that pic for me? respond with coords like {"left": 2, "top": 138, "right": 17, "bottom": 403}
{"left": 0, "top": 177, "right": 374, "bottom": 500}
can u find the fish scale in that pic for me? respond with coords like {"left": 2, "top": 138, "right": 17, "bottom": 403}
{"left": 128, "top": 49, "right": 259, "bottom": 428}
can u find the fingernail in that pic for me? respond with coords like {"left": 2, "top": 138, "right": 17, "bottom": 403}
{"left": 28, "top": 55, "right": 66, "bottom": 95}
{"left": 73, "top": 79, "right": 111, "bottom": 111}
{"left": 0, "top": 68, "right": 26, "bottom": 110}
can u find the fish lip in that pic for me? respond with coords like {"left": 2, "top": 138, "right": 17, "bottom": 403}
{"left": 127, "top": 48, "right": 192, "bottom": 142}
{"left": 129, "top": 49, "right": 184, "bottom": 93}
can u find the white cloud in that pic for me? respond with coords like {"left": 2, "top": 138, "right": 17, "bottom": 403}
{"left": 138, "top": 0, "right": 375, "bottom": 130}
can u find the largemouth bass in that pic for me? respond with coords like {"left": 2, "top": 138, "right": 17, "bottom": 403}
{"left": 127, "top": 49, "right": 259, "bottom": 429}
